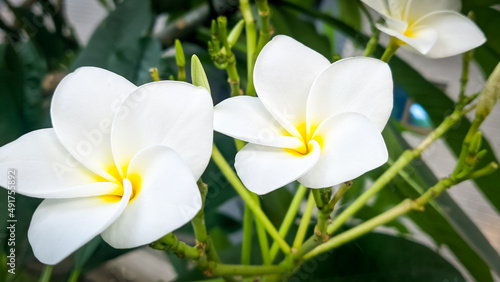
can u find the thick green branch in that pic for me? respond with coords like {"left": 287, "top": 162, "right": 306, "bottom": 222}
{"left": 256, "top": 0, "right": 272, "bottom": 53}
{"left": 150, "top": 233, "right": 200, "bottom": 260}
{"left": 211, "top": 263, "right": 287, "bottom": 276}
{"left": 241, "top": 204, "right": 253, "bottom": 265}
{"left": 239, "top": 0, "right": 257, "bottom": 96}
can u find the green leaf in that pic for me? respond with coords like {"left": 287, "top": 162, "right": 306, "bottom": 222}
{"left": 291, "top": 232, "right": 465, "bottom": 281}
{"left": 72, "top": 236, "right": 102, "bottom": 271}
{"left": 261, "top": 186, "right": 293, "bottom": 228}
{"left": 337, "top": 0, "right": 361, "bottom": 30}
{"left": 0, "top": 42, "right": 47, "bottom": 146}
{"left": 0, "top": 191, "right": 42, "bottom": 278}
{"left": 472, "top": 7, "right": 500, "bottom": 77}
{"left": 462, "top": 0, "right": 500, "bottom": 12}
{"left": 270, "top": 4, "right": 332, "bottom": 59}
{"left": 80, "top": 241, "right": 132, "bottom": 273}
{"left": 71, "top": 0, "right": 153, "bottom": 70}
{"left": 107, "top": 37, "right": 162, "bottom": 85}
{"left": 0, "top": 44, "right": 25, "bottom": 145}
{"left": 16, "top": 42, "right": 48, "bottom": 130}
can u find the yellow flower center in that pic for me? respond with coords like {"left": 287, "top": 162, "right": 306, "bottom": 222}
{"left": 99, "top": 165, "right": 141, "bottom": 203}
{"left": 286, "top": 123, "right": 322, "bottom": 156}
{"left": 403, "top": 28, "right": 414, "bottom": 38}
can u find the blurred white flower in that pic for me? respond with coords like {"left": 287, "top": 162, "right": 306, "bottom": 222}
{"left": 0, "top": 67, "right": 213, "bottom": 264}
{"left": 362, "top": 0, "right": 486, "bottom": 58}
{"left": 214, "top": 35, "right": 392, "bottom": 195}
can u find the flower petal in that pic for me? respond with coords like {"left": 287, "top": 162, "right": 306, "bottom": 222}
{"left": 101, "top": 145, "right": 201, "bottom": 248}
{"left": 404, "top": 0, "right": 461, "bottom": 24}
{"left": 28, "top": 183, "right": 131, "bottom": 265}
{"left": 51, "top": 67, "right": 137, "bottom": 181}
{"left": 299, "top": 113, "right": 388, "bottom": 188}
{"left": 387, "top": 0, "right": 409, "bottom": 20}
{"left": 384, "top": 16, "right": 409, "bottom": 34}
{"left": 307, "top": 57, "right": 393, "bottom": 132}
{"left": 254, "top": 35, "right": 330, "bottom": 138}
{"left": 214, "top": 96, "right": 304, "bottom": 149}
{"left": 235, "top": 142, "right": 321, "bottom": 195}
{"left": 361, "top": 0, "right": 390, "bottom": 17}
{"left": 0, "top": 129, "right": 118, "bottom": 198}
{"left": 411, "top": 11, "right": 486, "bottom": 59}
{"left": 376, "top": 23, "right": 439, "bottom": 55}
{"left": 111, "top": 81, "right": 213, "bottom": 180}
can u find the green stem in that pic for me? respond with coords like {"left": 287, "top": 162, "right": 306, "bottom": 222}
{"left": 380, "top": 38, "right": 400, "bottom": 63}
{"left": 270, "top": 185, "right": 307, "bottom": 262}
{"left": 38, "top": 265, "right": 54, "bottom": 282}
{"left": 304, "top": 198, "right": 419, "bottom": 259}
{"left": 211, "top": 145, "right": 291, "bottom": 254}
{"left": 362, "top": 28, "right": 380, "bottom": 57}
{"left": 311, "top": 189, "right": 325, "bottom": 210}
{"left": 150, "top": 233, "right": 201, "bottom": 260}
{"left": 328, "top": 181, "right": 352, "bottom": 210}
{"left": 67, "top": 268, "right": 80, "bottom": 282}
{"left": 212, "top": 263, "right": 286, "bottom": 276}
{"left": 256, "top": 0, "right": 272, "bottom": 53}
{"left": 178, "top": 66, "right": 186, "bottom": 82}
{"left": 227, "top": 62, "right": 241, "bottom": 96}
{"left": 293, "top": 189, "right": 332, "bottom": 259}
{"left": 191, "top": 181, "right": 223, "bottom": 265}
{"left": 453, "top": 118, "right": 482, "bottom": 176}
{"left": 192, "top": 181, "right": 208, "bottom": 243}
{"left": 241, "top": 204, "right": 253, "bottom": 265}
{"left": 291, "top": 192, "right": 314, "bottom": 251}
{"left": 459, "top": 49, "right": 473, "bottom": 102}
{"left": 252, "top": 194, "right": 271, "bottom": 265}
{"left": 218, "top": 17, "right": 241, "bottom": 96}
{"left": 240, "top": 0, "right": 257, "bottom": 96}
{"left": 327, "top": 109, "right": 465, "bottom": 235}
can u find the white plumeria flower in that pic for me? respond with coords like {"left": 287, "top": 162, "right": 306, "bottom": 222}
{"left": 214, "top": 35, "right": 392, "bottom": 195}
{"left": 362, "top": 0, "right": 486, "bottom": 58}
{"left": 0, "top": 67, "right": 213, "bottom": 265}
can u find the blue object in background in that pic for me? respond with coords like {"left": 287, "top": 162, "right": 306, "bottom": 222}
{"left": 392, "top": 85, "right": 433, "bottom": 132}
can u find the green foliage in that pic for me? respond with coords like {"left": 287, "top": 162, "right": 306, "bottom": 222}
{"left": 473, "top": 7, "right": 500, "bottom": 77}
{"left": 107, "top": 37, "right": 162, "bottom": 85}
{"left": 270, "top": 5, "right": 331, "bottom": 59}
{"left": 71, "top": 0, "right": 154, "bottom": 70}
{"left": 290, "top": 232, "right": 465, "bottom": 281}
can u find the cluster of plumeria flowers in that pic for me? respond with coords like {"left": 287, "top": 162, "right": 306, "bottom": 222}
{"left": 0, "top": 0, "right": 487, "bottom": 267}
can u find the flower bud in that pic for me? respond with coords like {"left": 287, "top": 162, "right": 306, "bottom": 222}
{"left": 476, "top": 149, "right": 488, "bottom": 160}
{"left": 228, "top": 19, "right": 244, "bottom": 48}
{"left": 191, "top": 55, "right": 211, "bottom": 94}
{"left": 175, "top": 39, "right": 185, "bottom": 67}
{"left": 468, "top": 131, "right": 482, "bottom": 154}
{"left": 476, "top": 62, "right": 500, "bottom": 121}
